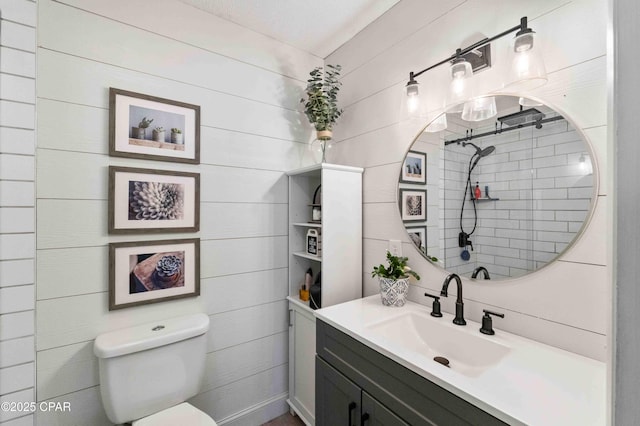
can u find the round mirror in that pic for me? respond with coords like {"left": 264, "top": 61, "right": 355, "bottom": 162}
{"left": 398, "top": 95, "right": 597, "bottom": 280}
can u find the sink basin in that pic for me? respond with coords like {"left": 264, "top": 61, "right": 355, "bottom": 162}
{"left": 365, "top": 311, "right": 511, "bottom": 377}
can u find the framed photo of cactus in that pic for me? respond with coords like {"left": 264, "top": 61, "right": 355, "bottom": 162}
{"left": 108, "top": 166, "right": 200, "bottom": 234}
{"left": 109, "top": 238, "right": 200, "bottom": 310}
{"left": 109, "top": 88, "right": 200, "bottom": 164}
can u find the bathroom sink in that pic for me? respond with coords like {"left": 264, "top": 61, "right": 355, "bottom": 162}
{"left": 365, "top": 311, "right": 511, "bottom": 377}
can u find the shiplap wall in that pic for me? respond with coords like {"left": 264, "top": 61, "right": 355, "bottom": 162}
{"left": 328, "top": 0, "right": 610, "bottom": 361}
{"left": 0, "top": 0, "right": 37, "bottom": 425}
{"left": 34, "top": 0, "right": 321, "bottom": 424}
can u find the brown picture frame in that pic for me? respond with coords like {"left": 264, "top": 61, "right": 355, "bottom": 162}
{"left": 108, "top": 166, "right": 200, "bottom": 234}
{"left": 109, "top": 238, "right": 200, "bottom": 310}
{"left": 109, "top": 88, "right": 200, "bottom": 164}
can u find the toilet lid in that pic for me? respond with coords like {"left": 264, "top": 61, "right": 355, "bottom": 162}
{"left": 132, "top": 403, "right": 217, "bottom": 426}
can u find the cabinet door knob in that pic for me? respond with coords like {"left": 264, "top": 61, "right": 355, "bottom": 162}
{"left": 348, "top": 401, "right": 356, "bottom": 426}
{"left": 361, "top": 412, "right": 370, "bottom": 426}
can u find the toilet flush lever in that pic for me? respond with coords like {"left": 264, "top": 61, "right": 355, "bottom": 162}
{"left": 152, "top": 325, "right": 165, "bottom": 331}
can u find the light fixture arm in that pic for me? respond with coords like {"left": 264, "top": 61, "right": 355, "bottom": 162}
{"left": 408, "top": 17, "right": 529, "bottom": 82}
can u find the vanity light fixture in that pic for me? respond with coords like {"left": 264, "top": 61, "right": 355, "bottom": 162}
{"left": 461, "top": 96, "right": 497, "bottom": 122}
{"left": 447, "top": 50, "right": 474, "bottom": 113}
{"left": 405, "top": 16, "right": 546, "bottom": 115}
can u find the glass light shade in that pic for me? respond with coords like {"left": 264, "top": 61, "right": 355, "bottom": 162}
{"left": 406, "top": 81, "right": 420, "bottom": 114}
{"left": 519, "top": 96, "right": 543, "bottom": 107}
{"left": 579, "top": 153, "right": 593, "bottom": 175}
{"left": 504, "top": 31, "right": 547, "bottom": 90}
{"left": 461, "top": 96, "right": 497, "bottom": 122}
{"left": 424, "top": 113, "right": 447, "bottom": 133}
{"left": 446, "top": 59, "right": 473, "bottom": 112}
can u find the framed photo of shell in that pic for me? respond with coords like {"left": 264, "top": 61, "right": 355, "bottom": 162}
{"left": 109, "top": 238, "right": 200, "bottom": 310}
{"left": 109, "top": 88, "right": 200, "bottom": 164}
{"left": 108, "top": 166, "right": 200, "bottom": 234}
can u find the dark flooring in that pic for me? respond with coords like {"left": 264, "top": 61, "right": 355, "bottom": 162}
{"left": 262, "top": 412, "right": 305, "bottom": 426}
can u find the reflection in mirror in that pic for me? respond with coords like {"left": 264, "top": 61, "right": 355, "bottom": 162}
{"left": 399, "top": 96, "right": 596, "bottom": 280}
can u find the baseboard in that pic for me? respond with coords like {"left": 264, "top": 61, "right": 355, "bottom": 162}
{"left": 217, "top": 392, "right": 289, "bottom": 426}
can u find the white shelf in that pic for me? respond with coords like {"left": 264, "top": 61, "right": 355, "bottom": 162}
{"left": 293, "top": 222, "right": 322, "bottom": 228}
{"left": 293, "top": 251, "right": 322, "bottom": 262}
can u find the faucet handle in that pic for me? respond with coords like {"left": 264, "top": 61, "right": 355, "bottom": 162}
{"left": 424, "top": 293, "right": 443, "bottom": 317}
{"left": 480, "top": 309, "right": 504, "bottom": 335}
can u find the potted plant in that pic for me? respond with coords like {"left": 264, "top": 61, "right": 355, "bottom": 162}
{"left": 371, "top": 251, "right": 420, "bottom": 307}
{"left": 171, "top": 128, "right": 183, "bottom": 144}
{"left": 300, "top": 64, "right": 343, "bottom": 162}
{"left": 132, "top": 117, "right": 153, "bottom": 140}
{"left": 152, "top": 126, "right": 165, "bottom": 143}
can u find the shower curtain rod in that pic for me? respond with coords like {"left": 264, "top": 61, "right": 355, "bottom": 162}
{"left": 444, "top": 115, "right": 565, "bottom": 146}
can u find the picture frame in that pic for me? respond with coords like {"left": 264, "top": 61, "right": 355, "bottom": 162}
{"left": 109, "top": 88, "right": 200, "bottom": 164}
{"left": 400, "top": 150, "right": 427, "bottom": 184}
{"left": 399, "top": 189, "right": 427, "bottom": 222}
{"left": 406, "top": 226, "right": 427, "bottom": 251}
{"left": 108, "top": 166, "right": 200, "bottom": 234}
{"left": 109, "top": 238, "right": 200, "bottom": 310}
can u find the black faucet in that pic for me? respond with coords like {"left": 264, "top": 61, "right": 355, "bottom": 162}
{"left": 471, "top": 266, "right": 490, "bottom": 280}
{"left": 440, "top": 273, "right": 466, "bottom": 325}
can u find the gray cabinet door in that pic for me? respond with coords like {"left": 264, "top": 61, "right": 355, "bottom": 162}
{"left": 362, "top": 391, "right": 409, "bottom": 426}
{"left": 316, "top": 356, "right": 361, "bottom": 426}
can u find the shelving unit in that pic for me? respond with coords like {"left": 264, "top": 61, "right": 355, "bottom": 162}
{"left": 286, "top": 163, "right": 363, "bottom": 425}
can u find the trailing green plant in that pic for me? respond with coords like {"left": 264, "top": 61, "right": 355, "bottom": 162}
{"left": 371, "top": 251, "right": 420, "bottom": 280}
{"left": 171, "top": 128, "right": 182, "bottom": 134}
{"left": 138, "top": 117, "right": 154, "bottom": 128}
{"left": 300, "top": 64, "right": 343, "bottom": 137}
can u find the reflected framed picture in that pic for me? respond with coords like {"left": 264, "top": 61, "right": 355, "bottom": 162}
{"left": 406, "top": 226, "right": 426, "bottom": 251}
{"left": 400, "top": 150, "right": 426, "bottom": 184}
{"left": 108, "top": 166, "right": 200, "bottom": 234}
{"left": 109, "top": 88, "right": 200, "bottom": 164}
{"left": 109, "top": 238, "right": 200, "bottom": 310}
{"left": 399, "top": 189, "right": 427, "bottom": 222}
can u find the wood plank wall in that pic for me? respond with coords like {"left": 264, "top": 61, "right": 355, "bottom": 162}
{"left": 327, "top": 0, "right": 611, "bottom": 361}
{"left": 0, "top": 0, "right": 37, "bottom": 424}
{"left": 33, "top": 0, "right": 321, "bottom": 424}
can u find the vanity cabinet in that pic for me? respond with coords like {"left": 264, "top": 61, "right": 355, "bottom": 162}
{"left": 286, "top": 163, "right": 363, "bottom": 425}
{"left": 316, "top": 320, "right": 508, "bottom": 426}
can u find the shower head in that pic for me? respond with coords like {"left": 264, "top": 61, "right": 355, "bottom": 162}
{"left": 497, "top": 107, "right": 545, "bottom": 127}
{"left": 470, "top": 145, "right": 495, "bottom": 170}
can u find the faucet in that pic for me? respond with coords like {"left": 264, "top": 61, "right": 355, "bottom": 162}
{"left": 440, "top": 273, "right": 466, "bottom": 325}
{"left": 471, "top": 266, "right": 490, "bottom": 280}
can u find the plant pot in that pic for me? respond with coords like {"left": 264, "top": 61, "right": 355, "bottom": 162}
{"left": 152, "top": 130, "right": 166, "bottom": 143}
{"left": 316, "top": 129, "right": 332, "bottom": 140}
{"left": 171, "top": 132, "right": 183, "bottom": 144}
{"left": 378, "top": 277, "right": 410, "bottom": 307}
{"left": 132, "top": 127, "right": 146, "bottom": 140}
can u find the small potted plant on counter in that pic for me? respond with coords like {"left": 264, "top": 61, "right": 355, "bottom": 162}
{"left": 132, "top": 117, "right": 153, "bottom": 140}
{"left": 371, "top": 251, "right": 420, "bottom": 307}
{"left": 171, "top": 128, "right": 183, "bottom": 144}
{"left": 152, "top": 126, "right": 165, "bottom": 143}
{"left": 300, "top": 64, "right": 343, "bottom": 162}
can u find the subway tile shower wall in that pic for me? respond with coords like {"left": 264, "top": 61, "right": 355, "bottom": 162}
{"left": 0, "top": 0, "right": 37, "bottom": 425}
{"left": 440, "top": 120, "right": 591, "bottom": 278}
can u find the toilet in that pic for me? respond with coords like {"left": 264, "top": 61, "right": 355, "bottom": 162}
{"left": 93, "top": 313, "right": 217, "bottom": 425}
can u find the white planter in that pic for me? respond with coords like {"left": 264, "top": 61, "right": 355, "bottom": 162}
{"left": 378, "top": 277, "right": 410, "bottom": 307}
{"left": 152, "top": 130, "right": 165, "bottom": 142}
{"left": 171, "top": 132, "right": 183, "bottom": 144}
{"left": 132, "top": 127, "right": 146, "bottom": 139}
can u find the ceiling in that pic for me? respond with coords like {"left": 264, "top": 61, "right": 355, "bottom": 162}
{"left": 180, "top": 0, "right": 400, "bottom": 58}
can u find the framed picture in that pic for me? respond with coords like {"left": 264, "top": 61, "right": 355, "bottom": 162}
{"left": 406, "top": 226, "right": 427, "bottom": 251}
{"left": 109, "top": 238, "right": 200, "bottom": 310}
{"left": 109, "top": 166, "right": 200, "bottom": 234}
{"left": 399, "top": 189, "right": 427, "bottom": 222}
{"left": 109, "top": 88, "right": 200, "bottom": 164}
{"left": 400, "top": 150, "right": 426, "bottom": 184}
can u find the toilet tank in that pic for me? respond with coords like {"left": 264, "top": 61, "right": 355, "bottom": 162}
{"left": 94, "top": 313, "right": 210, "bottom": 424}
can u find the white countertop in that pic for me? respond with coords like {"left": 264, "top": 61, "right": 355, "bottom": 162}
{"left": 314, "top": 296, "right": 606, "bottom": 426}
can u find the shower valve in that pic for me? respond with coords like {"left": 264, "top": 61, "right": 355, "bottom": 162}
{"left": 458, "top": 232, "right": 473, "bottom": 251}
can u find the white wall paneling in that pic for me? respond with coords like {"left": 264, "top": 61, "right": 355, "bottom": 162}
{"left": 0, "top": 2, "right": 36, "bottom": 424}
{"left": 35, "top": 0, "right": 322, "bottom": 423}
{"left": 329, "top": 0, "right": 611, "bottom": 362}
